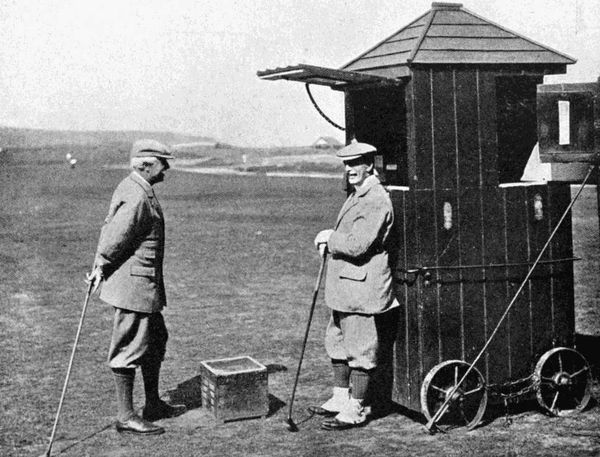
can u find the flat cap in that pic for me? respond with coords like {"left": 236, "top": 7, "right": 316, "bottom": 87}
{"left": 336, "top": 141, "right": 377, "bottom": 161}
{"left": 130, "top": 139, "right": 175, "bottom": 160}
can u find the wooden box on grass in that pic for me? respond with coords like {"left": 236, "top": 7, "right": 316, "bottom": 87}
{"left": 199, "top": 356, "right": 268, "bottom": 422}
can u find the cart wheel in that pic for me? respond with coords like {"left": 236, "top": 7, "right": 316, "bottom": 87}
{"left": 534, "top": 347, "right": 591, "bottom": 416}
{"left": 420, "top": 360, "right": 487, "bottom": 431}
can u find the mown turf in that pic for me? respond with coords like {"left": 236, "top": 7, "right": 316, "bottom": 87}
{"left": 1, "top": 157, "right": 599, "bottom": 457}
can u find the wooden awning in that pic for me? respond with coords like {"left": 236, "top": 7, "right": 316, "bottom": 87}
{"left": 256, "top": 64, "right": 402, "bottom": 90}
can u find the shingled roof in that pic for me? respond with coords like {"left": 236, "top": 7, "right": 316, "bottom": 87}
{"left": 342, "top": 2, "right": 576, "bottom": 73}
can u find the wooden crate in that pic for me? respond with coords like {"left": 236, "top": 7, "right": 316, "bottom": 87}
{"left": 199, "top": 356, "right": 268, "bottom": 422}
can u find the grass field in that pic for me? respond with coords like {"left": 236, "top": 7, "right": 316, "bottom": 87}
{"left": 1, "top": 152, "right": 599, "bottom": 457}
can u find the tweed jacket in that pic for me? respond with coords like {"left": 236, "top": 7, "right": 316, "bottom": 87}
{"left": 94, "top": 172, "right": 166, "bottom": 313}
{"left": 325, "top": 174, "right": 396, "bottom": 314}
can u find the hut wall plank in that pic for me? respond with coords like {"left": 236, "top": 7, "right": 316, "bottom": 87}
{"left": 504, "top": 186, "right": 534, "bottom": 379}
{"left": 412, "top": 70, "right": 434, "bottom": 189}
{"left": 406, "top": 80, "right": 417, "bottom": 185}
{"left": 548, "top": 183, "right": 575, "bottom": 347}
{"left": 416, "top": 190, "right": 441, "bottom": 381}
{"left": 455, "top": 70, "right": 480, "bottom": 188}
{"left": 526, "top": 185, "right": 554, "bottom": 362}
{"left": 483, "top": 187, "right": 510, "bottom": 383}
{"left": 459, "top": 189, "right": 487, "bottom": 370}
{"left": 406, "top": 191, "right": 423, "bottom": 410}
{"left": 390, "top": 190, "right": 409, "bottom": 405}
{"left": 437, "top": 190, "right": 463, "bottom": 362}
{"left": 431, "top": 69, "right": 457, "bottom": 189}
{"left": 478, "top": 71, "right": 499, "bottom": 187}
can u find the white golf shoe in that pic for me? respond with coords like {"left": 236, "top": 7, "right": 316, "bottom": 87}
{"left": 321, "top": 397, "right": 368, "bottom": 430}
{"left": 309, "top": 386, "right": 350, "bottom": 416}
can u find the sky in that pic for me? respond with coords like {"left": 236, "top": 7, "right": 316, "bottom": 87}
{"left": 0, "top": 0, "right": 598, "bottom": 147}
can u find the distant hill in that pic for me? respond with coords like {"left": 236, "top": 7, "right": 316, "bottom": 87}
{"left": 0, "top": 126, "right": 343, "bottom": 174}
{"left": 0, "top": 126, "right": 214, "bottom": 149}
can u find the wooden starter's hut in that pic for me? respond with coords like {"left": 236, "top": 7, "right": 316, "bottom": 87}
{"left": 259, "top": 2, "right": 592, "bottom": 427}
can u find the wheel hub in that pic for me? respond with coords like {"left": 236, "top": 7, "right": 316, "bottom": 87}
{"left": 445, "top": 387, "right": 463, "bottom": 402}
{"left": 552, "top": 372, "right": 571, "bottom": 387}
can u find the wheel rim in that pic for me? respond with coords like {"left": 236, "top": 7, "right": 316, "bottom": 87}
{"left": 534, "top": 347, "right": 591, "bottom": 416}
{"left": 420, "top": 360, "right": 487, "bottom": 431}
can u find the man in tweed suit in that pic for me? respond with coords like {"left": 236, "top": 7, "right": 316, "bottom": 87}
{"left": 312, "top": 141, "right": 398, "bottom": 431}
{"left": 87, "top": 139, "right": 185, "bottom": 435}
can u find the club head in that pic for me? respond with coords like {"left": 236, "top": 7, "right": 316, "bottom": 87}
{"left": 285, "top": 418, "right": 299, "bottom": 432}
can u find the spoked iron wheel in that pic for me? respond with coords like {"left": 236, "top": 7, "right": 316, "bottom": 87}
{"left": 420, "top": 360, "right": 487, "bottom": 431}
{"left": 534, "top": 347, "right": 591, "bottom": 416}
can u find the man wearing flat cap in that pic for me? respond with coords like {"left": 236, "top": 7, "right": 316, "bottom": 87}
{"left": 312, "top": 141, "right": 397, "bottom": 430}
{"left": 87, "top": 139, "right": 185, "bottom": 435}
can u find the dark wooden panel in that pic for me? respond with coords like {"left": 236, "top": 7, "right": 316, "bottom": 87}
{"left": 459, "top": 188, "right": 487, "bottom": 370}
{"left": 389, "top": 190, "right": 409, "bottom": 405}
{"left": 412, "top": 70, "right": 434, "bottom": 189}
{"left": 406, "top": 191, "right": 423, "bottom": 410}
{"left": 548, "top": 183, "right": 575, "bottom": 347}
{"left": 416, "top": 190, "right": 441, "bottom": 385}
{"left": 478, "top": 71, "right": 499, "bottom": 186}
{"left": 455, "top": 70, "right": 481, "bottom": 188}
{"left": 483, "top": 186, "right": 510, "bottom": 384}
{"left": 405, "top": 80, "right": 417, "bottom": 185}
{"left": 526, "top": 185, "right": 554, "bottom": 362}
{"left": 504, "top": 186, "right": 533, "bottom": 380}
{"left": 436, "top": 189, "right": 463, "bottom": 362}
{"left": 431, "top": 69, "right": 457, "bottom": 189}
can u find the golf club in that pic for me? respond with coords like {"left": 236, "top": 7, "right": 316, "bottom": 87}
{"left": 43, "top": 279, "right": 94, "bottom": 457}
{"left": 285, "top": 251, "right": 328, "bottom": 432}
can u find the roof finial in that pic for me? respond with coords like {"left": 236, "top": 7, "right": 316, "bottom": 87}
{"left": 431, "top": 2, "right": 463, "bottom": 10}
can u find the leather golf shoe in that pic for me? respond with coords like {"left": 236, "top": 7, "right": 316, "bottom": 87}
{"left": 321, "top": 418, "right": 368, "bottom": 431}
{"left": 115, "top": 415, "right": 165, "bottom": 435}
{"left": 142, "top": 400, "right": 187, "bottom": 422}
{"left": 308, "top": 405, "right": 337, "bottom": 417}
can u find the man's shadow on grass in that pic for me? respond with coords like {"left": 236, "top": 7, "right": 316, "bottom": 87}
{"left": 165, "top": 363, "right": 288, "bottom": 417}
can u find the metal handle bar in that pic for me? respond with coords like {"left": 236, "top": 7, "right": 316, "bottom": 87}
{"left": 398, "top": 257, "right": 580, "bottom": 275}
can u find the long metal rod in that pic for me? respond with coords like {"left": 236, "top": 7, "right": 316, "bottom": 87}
{"left": 398, "top": 257, "right": 580, "bottom": 274}
{"left": 44, "top": 281, "right": 94, "bottom": 457}
{"left": 425, "top": 165, "right": 596, "bottom": 432}
{"left": 287, "top": 253, "right": 328, "bottom": 428}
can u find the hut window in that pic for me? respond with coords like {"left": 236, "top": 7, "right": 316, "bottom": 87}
{"left": 349, "top": 86, "right": 408, "bottom": 186}
{"left": 443, "top": 202, "right": 453, "bottom": 230}
{"left": 534, "top": 194, "right": 544, "bottom": 220}
{"left": 495, "top": 75, "right": 542, "bottom": 184}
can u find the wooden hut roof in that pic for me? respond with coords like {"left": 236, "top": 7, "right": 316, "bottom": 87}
{"left": 342, "top": 2, "right": 576, "bottom": 74}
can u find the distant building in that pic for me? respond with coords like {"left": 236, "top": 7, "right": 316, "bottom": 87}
{"left": 312, "top": 136, "right": 342, "bottom": 150}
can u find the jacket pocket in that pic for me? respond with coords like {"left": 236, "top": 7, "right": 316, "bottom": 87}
{"left": 339, "top": 264, "right": 367, "bottom": 281}
{"left": 130, "top": 265, "right": 156, "bottom": 278}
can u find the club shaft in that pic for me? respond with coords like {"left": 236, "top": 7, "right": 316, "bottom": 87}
{"left": 45, "top": 282, "right": 93, "bottom": 457}
{"left": 287, "top": 253, "right": 327, "bottom": 423}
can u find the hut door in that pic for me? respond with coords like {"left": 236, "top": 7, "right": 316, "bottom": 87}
{"left": 348, "top": 86, "right": 407, "bottom": 186}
